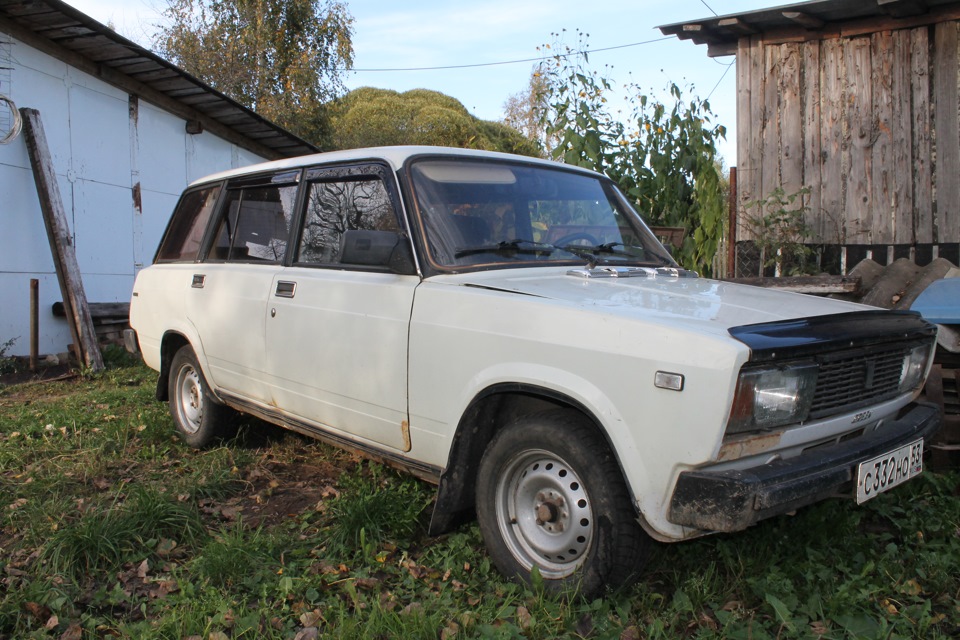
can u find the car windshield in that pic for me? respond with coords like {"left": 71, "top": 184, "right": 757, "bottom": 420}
{"left": 407, "top": 158, "right": 677, "bottom": 271}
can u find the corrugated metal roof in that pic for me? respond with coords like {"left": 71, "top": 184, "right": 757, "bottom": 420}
{"left": 658, "top": 0, "right": 960, "bottom": 56}
{"left": 0, "top": 0, "right": 318, "bottom": 158}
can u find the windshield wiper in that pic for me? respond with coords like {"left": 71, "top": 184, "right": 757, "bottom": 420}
{"left": 455, "top": 239, "right": 558, "bottom": 258}
{"left": 559, "top": 241, "right": 675, "bottom": 269}
{"left": 558, "top": 242, "right": 634, "bottom": 256}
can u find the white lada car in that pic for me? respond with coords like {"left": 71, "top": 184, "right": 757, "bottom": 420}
{"left": 128, "top": 146, "right": 940, "bottom": 594}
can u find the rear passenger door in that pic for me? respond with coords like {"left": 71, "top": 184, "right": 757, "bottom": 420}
{"left": 263, "top": 163, "right": 419, "bottom": 451}
{"left": 186, "top": 171, "right": 299, "bottom": 402}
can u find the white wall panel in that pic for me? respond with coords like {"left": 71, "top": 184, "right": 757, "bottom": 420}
{"left": 0, "top": 165, "right": 50, "bottom": 273}
{"left": 68, "top": 82, "right": 131, "bottom": 186}
{"left": 1, "top": 33, "right": 268, "bottom": 356}
{"left": 185, "top": 132, "right": 238, "bottom": 183}
{"left": 72, "top": 179, "right": 134, "bottom": 276}
{"left": 139, "top": 101, "right": 187, "bottom": 194}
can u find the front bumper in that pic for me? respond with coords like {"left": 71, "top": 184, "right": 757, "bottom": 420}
{"left": 668, "top": 402, "right": 941, "bottom": 532}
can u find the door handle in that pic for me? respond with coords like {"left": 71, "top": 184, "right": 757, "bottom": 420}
{"left": 275, "top": 281, "right": 297, "bottom": 298}
{"left": 191, "top": 274, "right": 205, "bottom": 288}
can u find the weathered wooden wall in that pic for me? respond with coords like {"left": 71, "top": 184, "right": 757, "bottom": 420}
{"left": 736, "top": 21, "right": 960, "bottom": 256}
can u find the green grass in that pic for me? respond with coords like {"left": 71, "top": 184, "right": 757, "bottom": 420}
{"left": 1, "top": 361, "right": 959, "bottom": 638}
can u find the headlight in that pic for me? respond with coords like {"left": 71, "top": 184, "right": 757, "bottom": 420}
{"left": 899, "top": 343, "right": 932, "bottom": 393}
{"left": 727, "top": 363, "right": 819, "bottom": 434}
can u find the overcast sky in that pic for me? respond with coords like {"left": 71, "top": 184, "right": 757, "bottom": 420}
{"left": 63, "top": 0, "right": 778, "bottom": 163}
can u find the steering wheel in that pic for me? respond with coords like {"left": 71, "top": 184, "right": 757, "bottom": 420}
{"left": 553, "top": 232, "right": 600, "bottom": 247}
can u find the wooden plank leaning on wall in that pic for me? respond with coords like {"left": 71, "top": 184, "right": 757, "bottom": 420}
{"left": 20, "top": 108, "right": 104, "bottom": 372}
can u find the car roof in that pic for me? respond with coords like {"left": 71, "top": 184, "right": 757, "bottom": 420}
{"left": 188, "top": 145, "right": 604, "bottom": 187}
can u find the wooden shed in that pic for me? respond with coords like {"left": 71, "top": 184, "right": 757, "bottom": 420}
{"left": 660, "top": 0, "right": 960, "bottom": 275}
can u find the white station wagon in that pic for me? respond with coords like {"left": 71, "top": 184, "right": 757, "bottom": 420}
{"left": 128, "top": 146, "right": 940, "bottom": 594}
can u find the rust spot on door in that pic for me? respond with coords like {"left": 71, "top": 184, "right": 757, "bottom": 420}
{"left": 132, "top": 182, "right": 142, "bottom": 214}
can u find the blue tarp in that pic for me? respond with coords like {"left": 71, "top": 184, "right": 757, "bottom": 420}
{"left": 910, "top": 278, "right": 960, "bottom": 325}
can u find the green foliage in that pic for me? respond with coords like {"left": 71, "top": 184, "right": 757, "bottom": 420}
{"left": 326, "top": 462, "right": 432, "bottom": 556}
{"left": 195, "top": 520, "right": 275, "bottom": 587}
{"left": 326, "top": 87, "right": 541, "bottom": 156}
{"left": 44, "top": 485, "right": 206, "bottom": 578}
{"left": 1, "top": 362, "right": 958, "bottom": 639}
{"left": 743, "top": 187, "right": 817, "bottom": 276}
{"left": 538, "top": 32, "right": 727, "bottom": 276}
{"left": 0, "top": 337, "right": 17, "bottom": 375}
{"left": 157, "top": 0, "right": 354, "bottom": 142}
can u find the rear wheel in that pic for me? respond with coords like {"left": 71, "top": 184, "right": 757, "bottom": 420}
{"left": 476, "top": 409, "right": 651, "bottom": 595}
{"left": 168, "top": 345, "right": 234, "bottom": 448}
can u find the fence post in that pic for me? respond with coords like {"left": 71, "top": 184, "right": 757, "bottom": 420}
{"left": 727, "top": 166, "right": 737, "bottom": 278}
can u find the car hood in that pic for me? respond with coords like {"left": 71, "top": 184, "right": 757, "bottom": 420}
{"left": 430, "top": 267, "right": 874, "bottom": 338}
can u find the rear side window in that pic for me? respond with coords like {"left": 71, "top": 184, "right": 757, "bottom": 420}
{"left": 209, "top": 184, "right": 298, "bottom": 263}
{"left": 296, "top": 176, "right": 400, "bottom": 266}
{"left": 155, "top": 185, "right": 221, "bottom": 262}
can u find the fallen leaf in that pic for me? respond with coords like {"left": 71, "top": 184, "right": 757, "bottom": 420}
{"left": 810, "top": 620, "right": 830, "bottom": 636}
{"left": 208, "top": 633, "right": 229, "bottom": 640}
{"left": 156, "top": 539, "right": 177, "bottom": 557}
{"left": 24, "top": 601, "right": 50, "bottom": 620}
{"left": 516, "top": 606, "right": 532, "bottom": 630}
{"left": 440, "top": 621, "right": 460, "bottom": 640}
{"left": 293, "top": 628, "right": 319, "bottom": 640}
{"left": 137, "top": 559, "right": 150, "bottom": 579}
{"left": 221, "top": 609, "right": 236, "bottom": 628}
{"left": 354, "top": 577, "right": 380, "bottom": 590}
{"left": 45, "top": 615, "right": 59, "bottom": 630}
{"left": 300, "top": 610, "right": 323, "bottom": 627}
{"left": 401, "top": 602, "right": 423, "bottom": 616}
{"left": 698, "top": 611, "right": 718, "bottom": 631}
{"left": 150, "top": 580, "right": 178, "bottom": 599}
{"left": 620, "top": 626, "right": 641, "bottom": 640}
{"left": 901, "top": 579, "right": 922, "bottom": 596}
{"left": 60, "top": 623, "right": 82, "bottom": 640}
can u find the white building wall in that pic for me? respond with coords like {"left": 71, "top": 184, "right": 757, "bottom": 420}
{"left": 0, "top": 33, "right": 268, "bottom": 357}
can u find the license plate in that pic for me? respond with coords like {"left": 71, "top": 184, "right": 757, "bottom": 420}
{"left": 856, "top": 439, "right": 923, "bottom": 504}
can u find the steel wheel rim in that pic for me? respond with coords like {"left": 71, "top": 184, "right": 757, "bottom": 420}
{"left": 495, "top": 448, "right": 593, "bottom": 579}
{"left": 175, "top": 363, "right": 203, "bottom": 434}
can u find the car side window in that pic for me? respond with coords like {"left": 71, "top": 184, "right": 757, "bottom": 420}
{"left": 296, "top": 176, "right": 400, "bottom": 266}
{"left": 209, "top": 183, "right": 298, "bottom": 263}
{"left": 155, "top": 185, "right": 222, "bottom": 262}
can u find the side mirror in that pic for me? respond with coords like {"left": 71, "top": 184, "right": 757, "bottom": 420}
{"left": 340, "top": 230, "right": 417, "bottom": 275}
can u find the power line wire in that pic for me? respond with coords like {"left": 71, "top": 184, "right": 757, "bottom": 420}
{"left": 705, "top": 60, "right": 734, "bottom": 101}
{"left": 698, "top": 0, "right": 719, "bottom": 16}
{"left": 347, "top": 36, "right": 674, "bottom": 72}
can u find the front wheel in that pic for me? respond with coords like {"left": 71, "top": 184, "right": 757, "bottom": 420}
{"left": 168, "top": 345, "right": 235, "bottom": 448}
{"left": 476, "top": 409, "right": 651, "bottom": 595}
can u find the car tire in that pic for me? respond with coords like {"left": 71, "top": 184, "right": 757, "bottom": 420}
{"left": 168, "top": 345, "right": 234, "bottom": 448}
{"left": 476, "top": 409, "right": 651, "bottom": 596}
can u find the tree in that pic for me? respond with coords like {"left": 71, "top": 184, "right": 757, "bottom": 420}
{"left": 537, "top": 32, "right": 727, "bottom": 276}
{"left": 157, "top": 0, "right": 354, "bottom": 142}
{"left": 325, "top": 87, "right": 540, "bottom": 156}
{"left": 502, "top": 69, "right": 552, "bottom": 156}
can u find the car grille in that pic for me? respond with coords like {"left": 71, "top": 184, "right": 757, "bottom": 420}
{"left": 808, "top": 343, "right": 913, "bottom": 419}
